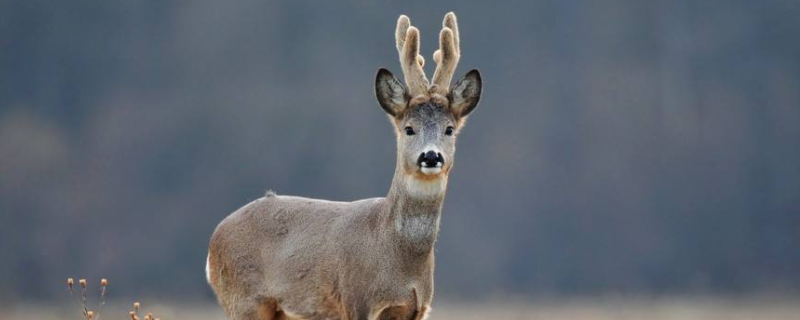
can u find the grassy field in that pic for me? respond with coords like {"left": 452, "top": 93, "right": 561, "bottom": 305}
{"left": 6, "top": 296, "right": 800, "bottom": 320}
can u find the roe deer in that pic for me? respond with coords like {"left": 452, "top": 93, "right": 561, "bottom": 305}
{"left": 207, "top": 12, "right": 482, "bottom": 320}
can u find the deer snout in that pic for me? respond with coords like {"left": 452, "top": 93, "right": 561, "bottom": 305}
{"left": 418, "top": 151, "right": 444, "bottom": 168}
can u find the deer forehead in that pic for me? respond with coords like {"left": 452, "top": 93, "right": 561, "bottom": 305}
{"left": 398, "top": 101, "right": 455, "bottom": 126}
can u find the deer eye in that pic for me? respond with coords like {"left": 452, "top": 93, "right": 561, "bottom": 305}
{"left": 445, "top": 126, "right": 454, "bottom": 136}
{"left": 404, "top": 127, "right": 415, "bottom": 136}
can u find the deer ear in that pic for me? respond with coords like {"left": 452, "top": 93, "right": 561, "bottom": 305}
{"left": 375, "top": 68, "right": 409, "bottom": 117}
{"left": 449, "top": 69, "right": 482, "bottom": 118}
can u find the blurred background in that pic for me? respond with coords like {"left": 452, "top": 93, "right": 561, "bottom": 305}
{"left": 1, "top": 0, "right": 799, "bottom": 318}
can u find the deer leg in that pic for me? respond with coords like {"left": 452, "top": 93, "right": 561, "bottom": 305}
{"left": 229, "top": 297, "right": 284, "bottom": 320}
{"left": 375, "top": 305, "right": 429, "bottom": 320}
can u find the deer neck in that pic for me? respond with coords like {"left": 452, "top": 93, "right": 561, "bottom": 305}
{"left": 384, "top": 164, "right": 448, "bottom": 256}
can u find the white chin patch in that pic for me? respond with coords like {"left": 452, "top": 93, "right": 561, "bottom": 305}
{"left": 405, "top": 174, "right": 446, "bottom": 198}
{"left": 420, "top": 166, "right": 442, "bottom": 175}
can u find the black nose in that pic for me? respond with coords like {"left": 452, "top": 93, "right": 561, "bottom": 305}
{"left": 418, "top": 151, "right": 444, "bottom": 167}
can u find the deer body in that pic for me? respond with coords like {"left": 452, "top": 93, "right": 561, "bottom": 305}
{"left": 208, "top": 13, "right": 482, "bottom": 320}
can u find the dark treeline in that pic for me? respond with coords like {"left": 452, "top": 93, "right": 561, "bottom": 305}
{"left": 1, "top": 0, "right": 798, "bottom": 301}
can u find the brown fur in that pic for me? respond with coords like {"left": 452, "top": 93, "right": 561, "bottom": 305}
{"left": 209, "top": 194, "right": 435, "bottom": 319}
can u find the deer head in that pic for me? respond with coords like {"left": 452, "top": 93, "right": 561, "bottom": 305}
{"left": 375, "top": 12, "right": 482, "bottom": 190}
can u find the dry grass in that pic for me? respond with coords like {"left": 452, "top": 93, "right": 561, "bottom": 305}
{"left": 64, "top": 278, "right": 162, "bottom": 320}
{"left": 7, "top": 296, "right": 800, "bottom": 320}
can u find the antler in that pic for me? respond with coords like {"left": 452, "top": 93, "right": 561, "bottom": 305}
{"left": 395, "top": 15, "right": 430, "bottom": 97}
{"left": 431, "top": 12, "right": 460, "bottom": 94}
